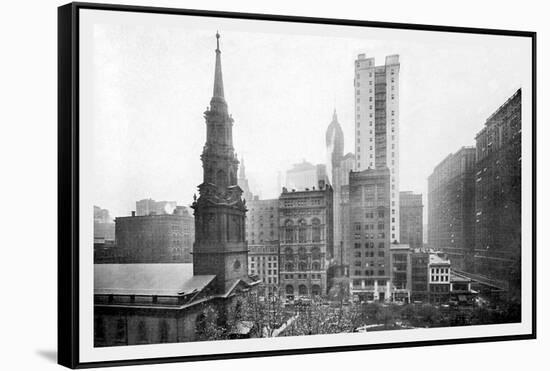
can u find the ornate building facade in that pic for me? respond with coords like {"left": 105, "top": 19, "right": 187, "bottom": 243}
{"left": 279, "top": 183, "right": 333, "bottom": 299}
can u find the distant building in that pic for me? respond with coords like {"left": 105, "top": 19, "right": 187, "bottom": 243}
{"left": 348, "top": 167, "right": 391, "bottom": 302}
{"left": 237, "top": 157, "right": 254, "bottom": 202}
{"left": 428, "top": 147, "right": 476, "bottom": 271}
{"left": 94, "top": 205, "right": 112, "bottom": 223}
{"left": 94, "top": 205, "right": 116, "bottom": 264}
{"left": 325, "top": 110, "right": 354, "bottom": 270}
{"left": 354, "top": 54, "right": 401, "bottom": 243}
{"left": 285, "top": 160, "right": 316, "bottom": 191}
{"left": 285, "top": 161, "right": 328, "bottom": 192}
{"left": 279, "top": 182, "right": 333, "bottom": 299}
{"left": 246, "top": 197, "right": 280, "bottom": 296}
{"left": 389, "top": 243, "right": 411, "bottom": 302}
{"left": 136, "top": 199, "right": 177, "bottom": 216}
{"left": 474, "top": 89, "right": 522, "bottom": 295}
{"left": 399, "top": 191, "right": 423, "bottom": 249}
{"left": 115, "top": 206, "right": 194, "bottom": 263}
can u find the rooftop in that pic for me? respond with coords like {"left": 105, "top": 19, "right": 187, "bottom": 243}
{"left": 94, "top": 264, "right": 215, "bottom": 296}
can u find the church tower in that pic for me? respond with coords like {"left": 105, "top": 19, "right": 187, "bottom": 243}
{"left": 192, "top": 32, "right": 249, "bottom": 294}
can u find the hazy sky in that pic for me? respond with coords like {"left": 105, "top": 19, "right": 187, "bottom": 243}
{"left": 82, "top": 10, "right": 531, "bottom": 219}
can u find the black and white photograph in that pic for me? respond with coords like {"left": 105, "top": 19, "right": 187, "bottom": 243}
{"left": 56, "top": 2, "right": 535, "bottom": 368}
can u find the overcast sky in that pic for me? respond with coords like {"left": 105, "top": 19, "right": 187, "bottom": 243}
{"left": 82, "top": 10, "right": 531, "bottom": 219}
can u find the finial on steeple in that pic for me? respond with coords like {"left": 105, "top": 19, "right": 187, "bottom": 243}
{"left": 212, "top": 31, "right": 225, "bottom": 99}
{"left": 332, "top": 108, "right": 338, "bottom": 122}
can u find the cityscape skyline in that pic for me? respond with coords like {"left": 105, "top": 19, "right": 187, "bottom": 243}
{"left": 88, "top": 17, "right": 530, "bottom": 220}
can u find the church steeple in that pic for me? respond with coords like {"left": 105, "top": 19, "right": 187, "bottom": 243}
{"left": 193, "top": 33, "right": 249, "bottom": 295}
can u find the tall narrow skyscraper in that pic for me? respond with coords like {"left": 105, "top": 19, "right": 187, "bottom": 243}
{"left": 354, "top": 54, "right": 400, "bottom": 243}
{"left": 192, "top": 33, "right": 249, "bottom": 295}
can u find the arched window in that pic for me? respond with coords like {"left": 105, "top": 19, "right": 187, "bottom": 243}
{"left": 311, "top": 246, "right": 321, "bottom": 260}
{"left": 298, "top": 219, "right": 307, "bottom": 242}
{"left": 298, "top": 284, "right": 308, "bottom": 296}
{"left": 298, "top": 261, "right": 307, "bottom": 271}
{"left": 137, "top": 321, "right": 148, "bottom": 344}
{"left": 284, "top": 247, "right": 294, "bottom": 260}
{"left": 285, "top": 285, "right": 294, "bottom": 295}
{"left": 312, "top": 262, "right": 320, "bottom": 271}
{"left": 285, "top": 262, "right": 294, "bottom": 272}
{"left": 312, "top": 218, "right": 321, "bottom": 242}
{"left": 298, "top": 246, "right": 307, "bottom": 260}
{"left": 311, "top": 285, "right": 321, "bottom": 296}
{"left": 159, "top": 320, "right": 169, "bottom": 343}
{"left": 284, "top": 220, "right": 294, "bottom": 243}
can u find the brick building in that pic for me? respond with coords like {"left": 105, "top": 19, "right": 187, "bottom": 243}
{"left": 115, "top": 206, "right": 194, "bottom": 263}
{"left": 246, "top": 197, "right": 280, "bottom": 296}
{"left": 428, "top": 147, "right": 476, "bottom": 271}
{"left": 474, "top": 89, "right": 522, "bottom": 295}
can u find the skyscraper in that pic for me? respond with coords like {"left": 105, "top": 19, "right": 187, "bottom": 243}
{"left": 354, "top": 54, "right": 400, "bottom": 243}
{"left": 191, "top": 32, "right": 249, "bottom": 294}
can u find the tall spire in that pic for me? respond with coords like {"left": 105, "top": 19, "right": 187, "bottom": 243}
{"left": 332, "top": 108, "right": 338, "bottom": 123}
{"left": 239, "top": 156, "right": 246, "bottom": 178}
{"left": 213, "top": 31, "right": 225, "bottom": 99}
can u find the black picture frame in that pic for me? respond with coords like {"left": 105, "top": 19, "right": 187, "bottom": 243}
{"left": 58, "top": 2, "right": 537, "bottom": 368}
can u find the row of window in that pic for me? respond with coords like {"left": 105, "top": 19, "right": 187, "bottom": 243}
{"left": 354, "top": 242, "right": 385, "bottom": 249}
{"left": 354, "top": 251, "right": 385, "bottom": 258}
{"left": 353, "top": 269, "right": 386, "bottom": 276}
{"left": 283, "top": 273, "right": 323, "bottom": 279}
{"left": 351, "top": 279, "right": 387, "bottom": 287}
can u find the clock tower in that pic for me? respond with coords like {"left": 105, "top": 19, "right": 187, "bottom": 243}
{"left": 192, "top": 32, "right": 249, "bottom": 295}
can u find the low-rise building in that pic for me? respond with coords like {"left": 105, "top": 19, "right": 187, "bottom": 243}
{"left": 389, "top": 243, "right": 411, "bottom": 302}
{"left": 115, "top": 206, "right": 194, "bottom": 263}
{"left": 428, "top": 253, "right": 451, "bottom": 304}
{"left": 279, "top": 181, "right": 333, "bottom": 299}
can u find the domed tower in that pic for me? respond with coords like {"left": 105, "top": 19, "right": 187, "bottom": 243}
{"left": 325, "top": 109, "right": 344, "bottom": 185}
{"left": 192, "top": 32, "right": 249, "bottom": 294}
{"left": 325, "top": 110, "right": 346, "bottom": 267}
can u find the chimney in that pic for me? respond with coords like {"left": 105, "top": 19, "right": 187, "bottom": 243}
{"left": 131, "top": 211, "right": 136, "bottom": 217}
